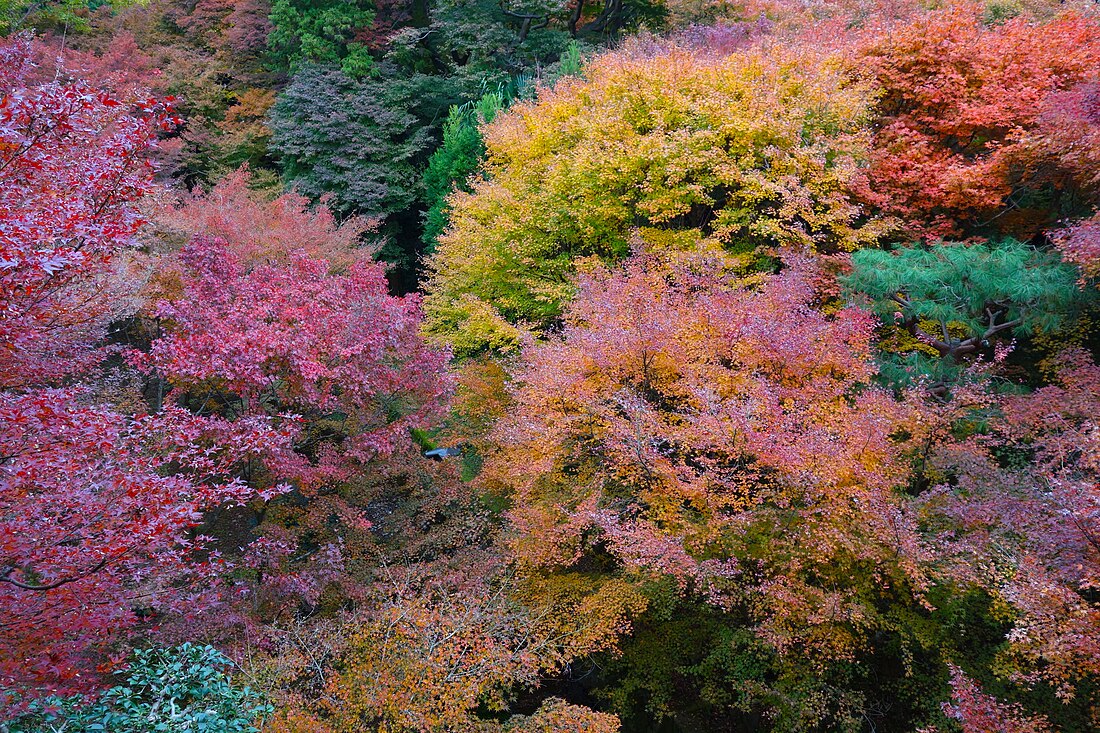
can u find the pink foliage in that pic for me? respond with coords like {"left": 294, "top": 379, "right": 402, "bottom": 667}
{"left": 146, "top": 235, "right": 450, "bottom": 487}
{"left": 0, "top": 38, "right": 175, "bottom": 389}
{"left": 1033, "top": 82, "right": 1100, "bottom": 194}
{"left": 159, "top": 167, "right": 376, "bottom": 270}
{"left": 944, "top": 666, "right": 1052, "bottom": 733}
{"left": 1052, "top": 213, "right": 1100, "bottom": 279}
{"left": 926, "top": 349, "right": 1100, "bottom": 696}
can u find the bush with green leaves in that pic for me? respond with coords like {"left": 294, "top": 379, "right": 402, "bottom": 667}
{"left": 270, "top": 64, "right": 432, "bottom": 220}
{"left": 421, "top": 90, "right": 506, "bottom": 254}
{"left": 3, "top": 644, "right": 271, "bottom": 733}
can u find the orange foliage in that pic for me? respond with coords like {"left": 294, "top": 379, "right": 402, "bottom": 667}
{"left": 483, "top": 251, "right": 929, "bottom": 665}
{"left": 856, "top": 5, "right": 1100, "bottom": 238}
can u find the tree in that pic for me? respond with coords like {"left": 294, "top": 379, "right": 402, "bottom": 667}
{"left": 0, "top": 38, "right": 291, "bottom": 702}
{"left": 480, "top": 250, "right": 932, "bottom": 727}
{"left": 856, "top": 7, "right": 1100, "bottom": 239}
{"left": 421, "top": 90, "right": 505, "bottom": 255}
{"left": 157, "top": 166, "right": 376, "bottom": 271}
{"left": 0, "top": 392, "right": 293, "bottom": 702}
{"left": 843, "top": 239, "right": 1086, "bottom": 391}
{"left": 1030, "top": 82, "right": 1100, "bottom": 200}
{"left": 0, "top": 46, "right": 175, "bottom": 389}
{"left": 143, "top": 234, "right": 451, "bottom": 618}
{"left": 921, "top": 349, "right": 1100, "bottom": 707}
{"left": 269, "top": 65, "right": 432, "bottom": 221}
{"left": 267, "top": 0, "right": 375, "bottom": 76}
{"left": 422, "top": 41, "right": 882, "bottom": 355}
{"left": 1052, "top": 213, "right": 1100, "bottom": 280}
{"left": 0, "top": 0, "right": 141, "bottom": 33}
{"left": 323, "top": 557, "right": 636, "bottom": 732}
{"left": 147, "top": 235, "right": 449, "bottom": 482}
{"left": 942, "top": 666, "right": 1052, "bottom": 733}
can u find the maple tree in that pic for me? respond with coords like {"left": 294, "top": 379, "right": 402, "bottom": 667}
{"left": 422, "top": 40, "right": 882, "bottom": 355}
{"left": 146, "top": 234, "right": 450, "bottom": 485}
{"left": 320, "top": 556, "right": 638, "bottom": 732}
{"left": 921, "top": 349, "right": 1100, "bottom": 711}
{"left": 156, "top": 166, "right": 376, "bottom": 271}
{"left": 478, "top": 250, "right": 934, "bottom": 727}
{"left": 1052, "top": 213, "right": 1100, "bottom": 280}
{"left": 142, "top": 233, "right": 451, "bottom": 620}
{"left": 0, "top": 37, "right": 291, "bottom": 703}
{"left": 942, "top": 666, "right": 1053, "bottom": 733}
{"left": 856, "top": 6, "right": 1100, "bottom": 239}
{"left": 0, "top": 42, "right": 174, "bottom": 389}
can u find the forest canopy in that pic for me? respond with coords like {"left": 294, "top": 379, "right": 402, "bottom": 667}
{"left": 2, "top": 1, "right": 1100, "bottom": 732}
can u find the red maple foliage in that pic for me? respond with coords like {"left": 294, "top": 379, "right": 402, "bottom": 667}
{"left": 0, "top": 39, "right": 175, "bottom": 389}
{"left": 141, "top": 234, "right": 451, "bottom": 619}
{"left": 0, "top": 36, "right": 291, "bottom": 703}
{"left": 857, "top": 7, "right": 1100, "bottom": 238}
{"left": 146, "top": 235, "right": 450, "bottom": 485}
{"left": 0, "top": 391, "right": 293, "bottom": 699}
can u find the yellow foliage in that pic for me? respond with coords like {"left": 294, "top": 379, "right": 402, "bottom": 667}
{"left": 423, "top": 42, "right": 884, "bottom": 355}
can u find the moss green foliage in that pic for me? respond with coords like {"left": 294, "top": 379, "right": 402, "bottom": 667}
{"left": 844, "top": 239, "right": 1087, "bottom": 388}
{"left": 4, "top": 644, "right": 271, "bottom": 733}
{"left": 0, "top": 0, "right": 140, "bottom": 33}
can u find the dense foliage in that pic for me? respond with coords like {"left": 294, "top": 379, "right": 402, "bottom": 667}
{"left": 6, "top": 644, "right": 271, "bottom": 733}
{"left": 423, "top": 39, "right": 881, "bottom": 353}
{"left": 3, "top": 1, "right": 1100, "bottom": 731}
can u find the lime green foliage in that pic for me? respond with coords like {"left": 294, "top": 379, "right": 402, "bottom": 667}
{"left": 421, "top": 90, "right": 506, "bottom": 254}
{"left": 4, "top": 644, "right": 271, "bottom": 733}
{"left": 844, "top": 239, "right": 1086, "bottom": 388}
{"left": 422, "top": 45, "right": 882, "bottom": 356}
{"left": 420, "top": 43, "right": 588, "bottom": 256}
{"left": 268, "top": 0, "right": 375, "bottom": 76}
{"left": 557, "top": 39, "right": 583, "bottom": 76}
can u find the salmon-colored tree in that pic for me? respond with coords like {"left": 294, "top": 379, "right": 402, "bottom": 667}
{"left": 481, "top": 250, "right": 930, "bottom": 725}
